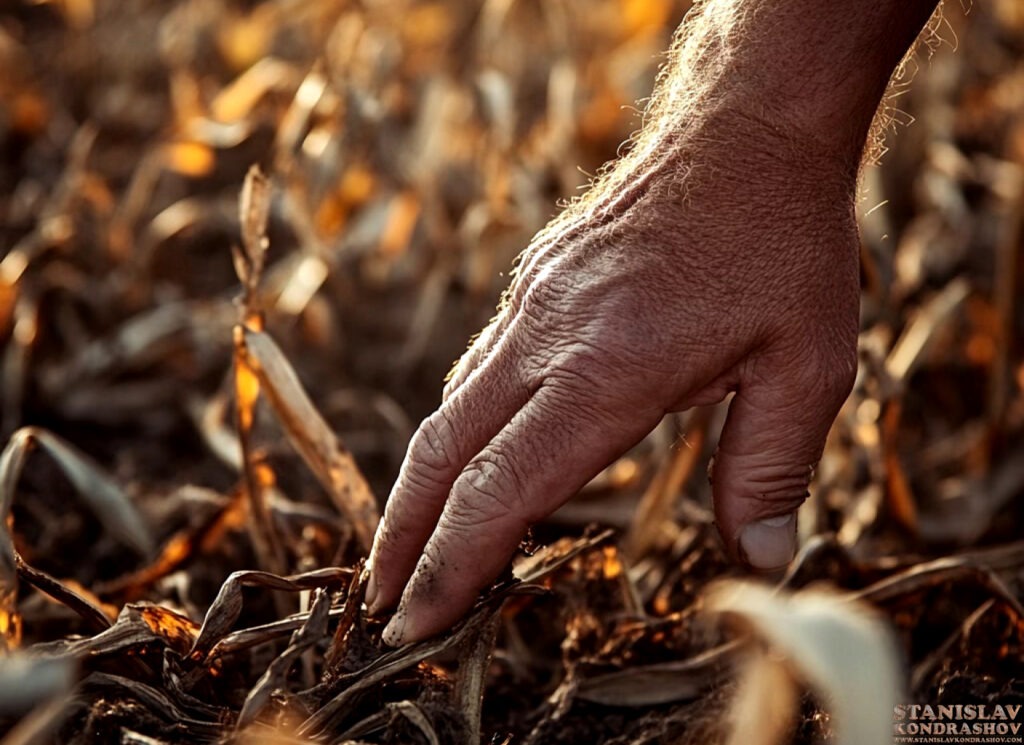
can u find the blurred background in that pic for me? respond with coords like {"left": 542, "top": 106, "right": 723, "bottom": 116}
{"left": 1, "top": 0, "right": 1023, "bottom": 742}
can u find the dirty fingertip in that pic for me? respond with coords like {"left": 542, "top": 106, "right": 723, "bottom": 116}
{"left": 382, "top": 608, "right": 409, "bottom": 647}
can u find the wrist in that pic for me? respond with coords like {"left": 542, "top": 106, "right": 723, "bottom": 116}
{"left": 667, "top": 0, "right": 942, "bottom": 168}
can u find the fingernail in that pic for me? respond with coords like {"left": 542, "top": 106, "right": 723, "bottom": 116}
{"left": 738, "top": 513, "right": 797, "bottom": 571}
{"left": 364, "top": 572, "right": 380, "bottom": 613}
{"left": 382, "top": 609, "right": 407, "bottom": 647}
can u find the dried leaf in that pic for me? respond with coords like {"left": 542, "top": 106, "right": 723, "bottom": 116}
{"left": 576, "top": 640, "right": 740, "bottom": 706}
{"left": 300, "top": 582, "right": 547, "bottom": 738}
{"left": 77, "top": 673, "right": 222, "bottom": 739}
{"left": 239, "top": 165, "right": 271, "bottom": 293}
{"left": 886, "top": 278, "right": 970, "bottom": 382}
{"left": 0, "top": 427, "right": 154, "bottom": 651}
{"left": 239, "top": 328, "right": 379, "bottom": 553}
{"left": 852, "top": 549, "right": 1024, "bottom": 619}
{"left": 389, "top": 702, "right": 441, "bottom": 745}
{"left": 97, "top": 486, "right": 232, "bottom": 599}
{"left": 211, "top": 59, "right": 296, "bottom": 121}
{"left": 3, "top": 428, "right": 154, "bottom": 557}
{"left": 709, "top": 581, "right": 902, "bottom": 745}
{"left": 454, "top": 613, "right": 499, "bottom": 745}
{"left": 625, "top": 408, "right": 710, "bottom": 559}
{"left": 274, "top": 67, "right": 330, "bottom": 164}
{"left": 33, "top": 604, "right": 196, "bottom": 669}
{"left": 16, "top": 555, "right": 113, "bottom": 633}
{"left": 337, "top": 701, "right": 440, "bottom": 745}
{"left": 275, "top": 255, "right": 329, "bottom": 317}
{"left": 208, "top": 605, "right": 349, "bottom": 662}
{"left": 233, "top": 324, "right": 287, "bottom": 577}
{"left": 0, "top": 430, "right": 29, "bottom": 651}
{"left": 236, "top": 587, "right": 332, "bottom": 729}
{"left": 189, "top": 568, "right": 352, "bottom": 662}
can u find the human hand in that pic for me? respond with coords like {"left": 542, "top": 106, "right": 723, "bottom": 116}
{"left": 365, "top": 102, "right": 862, "bottom": 645}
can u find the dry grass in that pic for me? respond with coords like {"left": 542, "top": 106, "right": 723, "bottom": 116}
{"left": 0, "top": 1, "right": 1022, "bottom": 743}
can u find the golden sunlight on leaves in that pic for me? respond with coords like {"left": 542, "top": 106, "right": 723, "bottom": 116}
{"left": 210, "top": 58, "right": 299, "bottom": 124}
{"left": 378, "top": 192, "right": 421, "bottom": 258}
{"left": 601, "top": 546, "right": 623, "bottom": 580}
{"left": 314, "top": 163, "right": 377, "bottom": 236}
{"left": 139, "top": 605, "right": 199, "bottom": 655}
{"left": 217, "top": 8, "right": 277, "bottom": 72}
{"left": 0, "top": 1, "right": 1022, "bottom": 742}
{"left": 234, "top": 347, "right": 262, "bottom": 435}
{"left": 240, "top": 328, "right": 379, "bottom": 553}
{"left": 0, "top": 607, "right": 22, "bottom": 653}
{"left": 162, "top": 141, "right": 217, "bottom": 178}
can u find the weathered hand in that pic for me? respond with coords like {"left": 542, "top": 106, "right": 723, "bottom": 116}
{"left": 366, "top": 104, "right": 861, "bottom": 645}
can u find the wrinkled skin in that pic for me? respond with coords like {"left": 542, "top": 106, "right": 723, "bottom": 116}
{"left": 365, "top": 104, "right": 862, "bottom": 645}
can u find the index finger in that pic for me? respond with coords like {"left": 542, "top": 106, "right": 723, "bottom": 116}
{"left": 366, "top": 330, "right": 530, "bottom": 615}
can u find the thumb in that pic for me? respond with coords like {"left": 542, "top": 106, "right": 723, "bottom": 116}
{"left": 711, "top": 355, "right": 854, "bottom": 571}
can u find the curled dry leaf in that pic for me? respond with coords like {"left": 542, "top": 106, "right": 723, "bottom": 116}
{"left": 15, "top": 555, "right": 113, "bottom": 633}
{"left": 36, "top": 603, "right": 198, "bottom": 662}
{"left": 2, "top": 2, "right": 1023, "bottom": 743}
{"left": 77, "top": 672, "right": 223, "bottom": 740}
{"left": 301, "top": 579, "right": 551, "bottom": 738}
{"left": 0, "top": 427, "right": 154, "bottom": 651}
{"left": 708, "top": 581, "right": 902, "bottom": 745}
{"left": 0, "top": 428, "right": 154, "bottom": 558}
{"left": 336, "top": 700, "right": 441, "bottom": 745}
{"left": 189, "top": 567, "right": 353, "bottom": 662}
{"left": 236, "top": 587, "right": 333, "bottom": 729}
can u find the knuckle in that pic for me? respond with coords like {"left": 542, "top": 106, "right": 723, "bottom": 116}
{"left": 448, "top": 452, "right": 527, "bottom": 526}
{"left": 506, "top": 237, "right": 560, "bottom": 309}
{"left": 407, "top": 409, "right": 460, "bottom": 482}
{"left": 504, "top": 259, "right": 540, "bottom": 311}
{"left": 542, "top": 359, "right": 596, "bottom": 392}
{"left": 542, "top": 350, "right": 639, "bottom": 415}
{"left": 722, "top": 455, "right": 812, "bottom": 512}
{"left": 518, "top": 269, "right": 572, "bottom": 322}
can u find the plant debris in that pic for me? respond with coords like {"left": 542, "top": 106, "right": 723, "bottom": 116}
{"left": 0, "top": 1, "right": 1023, "bottom": 743}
